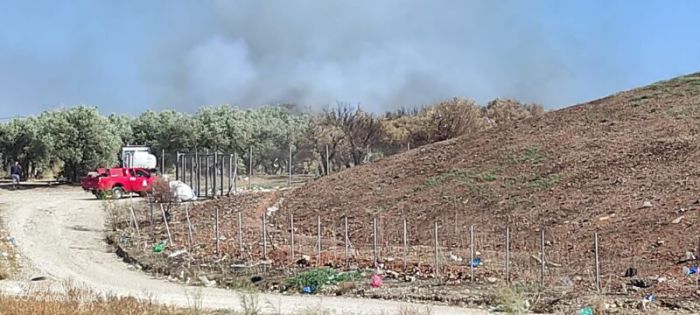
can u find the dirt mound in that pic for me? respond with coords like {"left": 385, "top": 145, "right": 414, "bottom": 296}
{"left": 278, "top": 72, "right": 700, "bottom": 294}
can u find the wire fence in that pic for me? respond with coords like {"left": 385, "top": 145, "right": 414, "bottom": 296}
{"left": 115, "top": 200, "right": 700, "bottom": 298}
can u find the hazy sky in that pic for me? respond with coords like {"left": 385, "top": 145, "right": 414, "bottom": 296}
{"left": 1, "top": 0, "right": 700, "bottom": 118}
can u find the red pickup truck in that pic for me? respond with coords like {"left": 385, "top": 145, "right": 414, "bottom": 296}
{"left": 81, "top": 167, "right": 156, "bottom": 199}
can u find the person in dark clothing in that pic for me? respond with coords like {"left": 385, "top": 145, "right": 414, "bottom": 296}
{"left": 11, "top": 161, "right": 21, "bottom": 189}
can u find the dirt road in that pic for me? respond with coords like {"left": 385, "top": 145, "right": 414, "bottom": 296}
{"left": 0, "top": 186, "right": 487, "bottom": 314}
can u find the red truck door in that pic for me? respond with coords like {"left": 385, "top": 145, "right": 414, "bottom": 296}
{"left": 128, "top": 168, "right": 152, "bottom": 193}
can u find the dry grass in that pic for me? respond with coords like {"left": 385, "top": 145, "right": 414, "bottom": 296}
{"left": 0, "top": 285, "right": 442, "bottom": 315}
{"left": 0, "top": 283, "right": 203, "bottom": 315}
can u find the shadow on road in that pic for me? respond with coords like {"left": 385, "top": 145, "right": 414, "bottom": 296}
{"left": 0, "top": 180, "right": 76, "bottom": 191}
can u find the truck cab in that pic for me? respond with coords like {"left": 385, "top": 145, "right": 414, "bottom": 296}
{"left": 81, "top": 167, "right": 156, "bottom": 199}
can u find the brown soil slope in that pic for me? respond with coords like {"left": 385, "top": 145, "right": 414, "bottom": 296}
{"left": 279, "top": 72, "right": 700, "bottom": 285}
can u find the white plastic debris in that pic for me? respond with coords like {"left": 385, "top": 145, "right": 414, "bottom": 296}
{"left": 168, "top": 180, "right": 197, "bottom": 202}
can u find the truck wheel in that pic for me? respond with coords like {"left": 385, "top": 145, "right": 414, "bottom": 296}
{"left": 112, "top": 187, "right": 125, "bottom": 199}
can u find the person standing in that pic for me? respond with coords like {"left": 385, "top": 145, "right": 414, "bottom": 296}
{"left": 11, "top": 161, "right": 21, "bottom": 189}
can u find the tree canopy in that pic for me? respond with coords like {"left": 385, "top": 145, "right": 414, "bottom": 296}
{"left": 0, "top": 99, "right": 542, "bottom": 180}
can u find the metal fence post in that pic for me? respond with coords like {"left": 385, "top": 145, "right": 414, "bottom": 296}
{"left": 129, "top": 205, "right": 140, "bottom": 237}
{"left": 233, "top": 152, "right": 238, "bottom": 194}
{"left": 344, "top": 216, "right": 349, "bottom": 268}
{"left": 204, "top": 154, "right": 209, "bottom": 198}
{"left": 288, "top": 145, "right": 292, "bottom": 187}
{"left": 175, "top": 152, "right": 180, "bottom": 180}
{"left": 695, "top": 236, "right": 700, "bottom": 289}
{"left": 160, "top": 204, "right": 173, "bottom": 246}
{"left": 470, "top": 225, "right": 475, "bottom": 282}
{"left": 325, "top": 145, "right": 330, "bottom": 175}
{"left": 195, "top": 150, "right": 200, "bottom": 197}
{"left": 434, "top": 222, "right": 439, "bottom": 276}
{"left": 697, "top": 236, "right": 700, "bottom": 289}
{"left": 317, "top": 215, "right": 322, "bottom": 266}
{"left": 161, "top": 149, "right": 165, "bottom": 174}
{"left": 372, "top": 217, "right": 378, "bottom": 266}
{"left": 213, "top": 152, "right": 217, "bottom": 197}
{"left": 215, "top": 208, "right": 220, "bottom": 256}
{"left": 262, "top": 214, "right": 268, "bottom": 260}
{"left": 237, "top": 212, "right": 243, "bottom": 254}
{"left": 540, "top": 229, "right": 545, "bottom": 286}
{"left": 290, "top": 213, "right": 295, "bottom": 263}
{"left": 594, "top": 232, "right": 600, "bottom": 291}
{"left": 248, "top": 146, "right": 253, "bottom": 190}
{"left": 189, "top": 155, "right": 194, "bottom": 189}
{"left": 228, "top": 154, "right": 233, "bottom": 194}
{"left": 505, "top": 226, "right": 511, "bottom": 283}
{"left": 403, "top": 218, "right": 408, "bottom": 272}
{"left": 185, "top": 204, "right": 193, "bottom": 250}
{"left": 220, "top": 152, "right": 224, "bottom": 196}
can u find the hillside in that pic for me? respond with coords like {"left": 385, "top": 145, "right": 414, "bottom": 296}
{"left": 278, "top": 72, "right": 700, "bottom": 293}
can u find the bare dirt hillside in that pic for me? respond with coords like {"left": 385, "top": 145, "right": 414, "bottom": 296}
{"left": 278, "top": 72, "right": 700, "bottom": 295}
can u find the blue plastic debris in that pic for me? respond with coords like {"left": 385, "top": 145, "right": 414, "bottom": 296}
{"left": 469, "top": 257, "right": 482, "bottom": 267}
{"left": 683, "top": 266, "right": 698, "bottom": 275}
{"left": 302, "top": 286, "right": 315, "bottom": 294}
{"left": 644, "top": 294, "right": 656, "bottom": 303}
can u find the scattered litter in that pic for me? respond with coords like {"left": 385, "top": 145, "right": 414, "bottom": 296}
{"left": 370, "top": 274, "right": 383, "bottom": 288}
{"left": 168, "top": 249, "right": 187, "bottom": 258}
{"left": 250, "top": 275, "right": 263, "bottom": 283}
{"left": 302, "top": 286, "right": 315, "bottom": 294}
{"left": 683, "top": 266, "right": 698, "bottom": 275}
{"left": 469, "top": 257, "right": 482, "bottom": 267}
{"left": 576, "top": 306, "right": 594, "bottom": 315}
{"left": 642, "top": 201, "right": 653, "bottom": 208}
{"left": 644, "top": 294, "right": 656, "bottom": 303}
{"left": 153, "top": 241, "right": 165, "bottom": 253}
{"left": 672, "top": 216, "right": 685, "bottom": 224}
{"left": 448, "top": 252, "right": 463, "bottom": 262}
{"left": 169, "top": 180, "right": 197, "bottom": 202}
{"left": 629, "top": 279, "right": 652, "bottom": 288}
{"left": 198, "top": 275, "right": 216, "bottom": 287}
{"left": 561, "top": 277, "right": 573, "bottom": 287}
{"left": 7, "top": 237, "right": 16, "bottom": 246}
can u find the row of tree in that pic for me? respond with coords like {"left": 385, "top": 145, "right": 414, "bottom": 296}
{"left": 0, "top": 98, "right": 543, "bottom": 181}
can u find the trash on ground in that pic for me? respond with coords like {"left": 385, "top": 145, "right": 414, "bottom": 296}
{"left": 469, "top": 257, "right": 482, "bottom": 267}
{"left": 167, "top": 249, "right": 187, "bottom": 258}
{"left": 576, "top": 306, "right": 594, "bottom": 315}
{"left": 683, "top": 266, "right": 698, "bottom": 275}
{"left": 302, "top": 286, "right": 315, "bottom": 294}
{"left": 370, "top": 274, "right": 383, "bottom": 288}
{"left": 644, "top": 294, "right": 656, "bottom": 303}
{"left": 169, "top": 180, "right": 197, "bottom": 202}
{"left": 153, "top": 241, "right": 165, "bottom": 253}
{"left": 629, "top": 278, "right": 653, "bottom": 288}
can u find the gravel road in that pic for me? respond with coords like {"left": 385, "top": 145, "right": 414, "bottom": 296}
{"left": 0, "top": 186, "right": 487, "bottom": 314}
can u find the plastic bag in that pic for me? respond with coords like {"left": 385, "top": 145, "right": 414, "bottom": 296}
{"left": 370, "top": 274, "right": 383, "bottom": 288}
{"left": 469, "top": 257, "right": 482, "bottom": 267}
{"left": 153, "top": 241, "right": 165, "bottom": 253}
{"left": 577, "top": 306, "right": 593, "bottom": 315}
